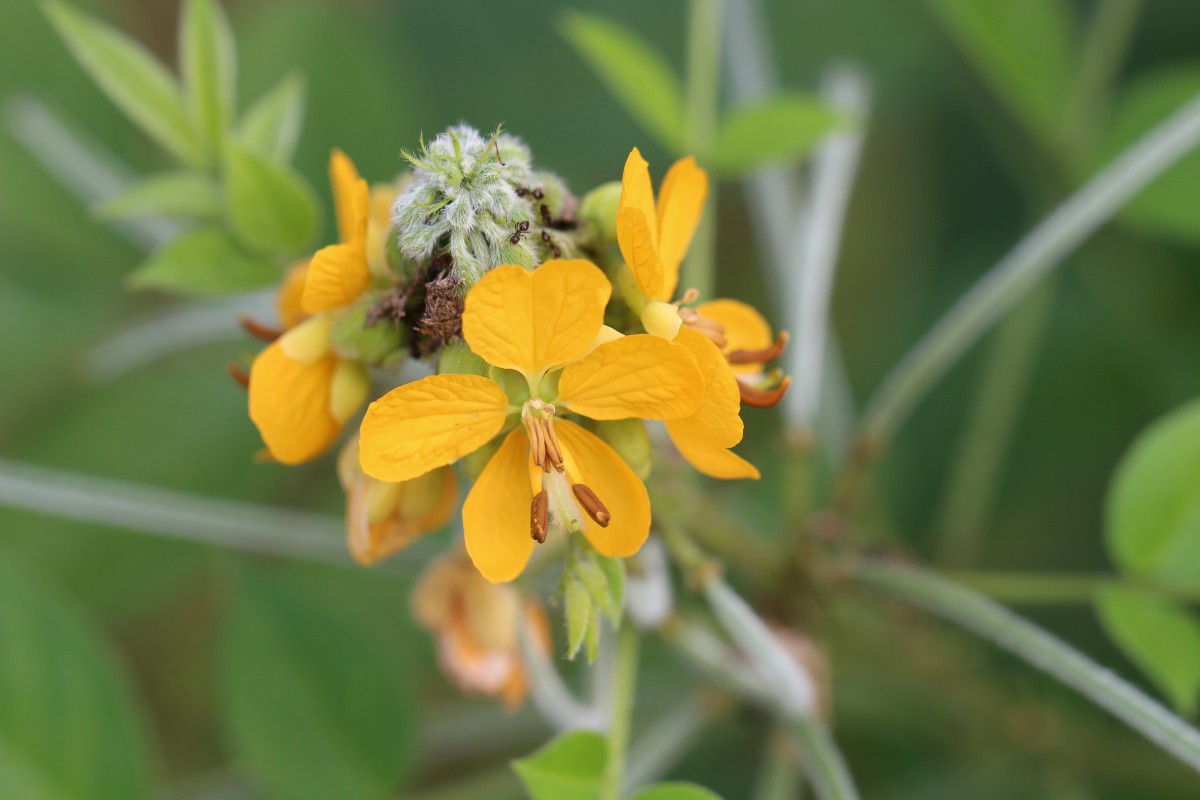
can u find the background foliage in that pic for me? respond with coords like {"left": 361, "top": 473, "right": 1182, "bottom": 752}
{"left": 4, "top": 0, "right": 1200, "bottom": 797}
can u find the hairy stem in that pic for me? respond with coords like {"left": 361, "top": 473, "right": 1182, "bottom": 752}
{"left": 853, "top": 559, "right": 1200, "bottom": 773}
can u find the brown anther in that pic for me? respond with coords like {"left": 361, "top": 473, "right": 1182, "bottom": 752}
{"left": 571, "top": 484, "right": 611, "bottom": 528}
{"left": 226, "top": 361, "right": 250, "bottom": 389}
{"left": 526, "top": 410, "right": 565, "bottom": 472}
{"left": 739, "top": 375, "right": 792, "bottom": 409}
{"left": 728, "top": 331, "right": 790, "bottom": 365}
{"left": 239, "top": 315, "right": 283, "bottom": 343}
{"left": 530, "top": 491, "right": 549, "bottom": 543}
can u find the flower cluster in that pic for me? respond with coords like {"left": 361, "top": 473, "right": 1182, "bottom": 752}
{"left": 234, "top": 124, "right": 789, "bottom": 703}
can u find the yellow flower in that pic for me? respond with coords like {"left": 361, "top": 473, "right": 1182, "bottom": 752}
{"left": 358, "top": 259, "right": 705, "bottom": 583}
{"left": 247, "top": 150, "right": 375, "bottom": 464}
{"left": 337, "top": 436, "right": 458, "bottom": 565}
{"left": 412, "top": 551, "right": 551, "bottom": 709}
{"left": 616, "top": 147, "right": 789, "bottom": 480}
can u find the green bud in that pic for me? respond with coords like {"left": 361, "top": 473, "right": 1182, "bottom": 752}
{"left": 529, "top": 170, "right": 574, "bottom": 221}
{"left": 439, "top": 341, "right": 488, "bottom": 376}
{"left": 578, "top": 181, "right": 622, "bottom": 243}
{"left": 489, "top": 366, "right": 531, "bottom": 405}
{"left": 462, "top": 434, "right": 502, "bottom": 481}
{"left": 537, "top": 370, "right": 561, "bottom": 402}
{"left": 330, "top": 299, "right": 406, "bottom": 365}
{"left": 587, "top": 419, "right": 652, "bottom": 479}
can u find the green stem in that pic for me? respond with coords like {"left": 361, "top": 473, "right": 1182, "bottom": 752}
{"left": 932, "top": 279, "right": 1059, "bottom": 565}
{"left": 947, "top": 570, "right": 1200, "bottom": 605}
{"left": 682, "top": 0, "right": 721, "bottom": 300}
{"left": 755, "top": 730, "right": 803, "bottom": 800}
{"left": 1062, "top": 0, "right": 1145, "bottom": 159}
{"left": 858, "top": 89, "right": 1200, "bottom": 449}
{"left": 793, "top": 717, "right": 860, "bottom": 800}
{"left": 853, "top": 559, "right": 1200, "bottom": 773}
{"left": 602, "top": 624, "right": 640, "bottom": 800}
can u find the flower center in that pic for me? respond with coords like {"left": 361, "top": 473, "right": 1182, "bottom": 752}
{"left": 521, "top": 399, "right": 611, "bottom": 543}
{"left": 674, "top": 288, "right": 728, "bottom": 349}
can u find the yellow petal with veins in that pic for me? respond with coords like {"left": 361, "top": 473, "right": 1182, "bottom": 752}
{"left": 302, "top": 236, "right": 370, "bottom": 314}
{"left": 248, "top": 341, "right": 341, "bottom": 465}
{"left": 358, "top": 374, "right": 509, "bottom": 482}
{"left": 656, "top": 156, "right": 708, "bottom": 299}
{"left": 330, "top": 149, "right": 364, "bottom": 244}
{"left": 462, "top": 260, "right": 611, "bottom": 378}
{"left": 556, "top": 420, "right": 650, "bottom": 558}
{"left": 463, "top": 429, "right": 537, "bottom": 583}
{"left": 694, "top": 298, "right": 773, "bottom": 374}
{"left": 277, "top": 260, "right": 310, "bottom": 330}
{"left": 665, "top": 328, "right": 760, "bottom": 480}
{"left": 617, "top": 207, "right": 664, "bottom": 301}
{"left": 558, "top": 334, "right": 703, "bottom": 421}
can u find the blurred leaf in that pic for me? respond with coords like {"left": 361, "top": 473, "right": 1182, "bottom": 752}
{"left": 180, "top": 0, "right": 237, "bottom": 162}
{"left": 237, "top": 72, "right": 306, "bottom": 163}
{"left": 130, "top": 227, "right": 279, "bottom": 295}
{"left": 559, "top": 10, "right": 685, "bottom": 153}
{"left": 42, "top": 0, "right": 201, "bottom": 167}
{"left": 220, "top": 570, "right": 415, "bottom": 800}
{"left": 512, "top": 730, "right": 607, "bottom": 800}
{"left": 1096, "top": 65, "right": 1200, "bottom": 243}
{"left": 1096, "top": 587, "right": 1200, "bottom": 714}
{"left": 574, "top": 557, "right": 615, "bottom": 619}
{"left": 926, "top": 0, "right": 1076, "bottom": 142}
{"left": 714, "top": 94, "right": 844, "bottom": 175}
{"left": 597, "top": 554, "right": 625, "bottom": 627}
{"left": 631, "top": 784, "right": 723, "bottom": 800}
{"left": 564, "top": 575, "right": 591, "bottom": 660}
{"left": 0, "top": 558, "right": 151, "bottom": 799}
{"left": 95, "top": 172, "right": 222, "bottom": 221}
{"left": 224, "top": 142, "right": 318, "bottom": 253}
{"left": 1107, "top": 399, "right": 1200, "bottom": 586}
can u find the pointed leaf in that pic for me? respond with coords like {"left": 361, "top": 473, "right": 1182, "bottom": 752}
{"left": 181, "top": 0, "right": 237, "bottom": 161}
{"left": 95, "top": 172, "right": 222, "bottom": 221}
{"left": 237, "top": 72, "right": 306, "bottom": 163}
{"left": 512, "top": 731, "right": 607, "bottom": 800}
{"left": 597, "top": 554, "right": 626, "bottom": 627}
{"left": 584, "top": 606, "right": 602, "bottom": 664}
{"left": 559, "top": 10, "right": 685, "bottom": 152}
{"left": 220, "top": 572, "right": 416, "bottom": 800}
{"left": 574, "top": 557, "right": 614, "bottom": 619}
{"left": 131, "top": 227, "right": 280, "bottom": 295}
{"left": 564, "top": 576, "right": 592, "bottom": 661}
{"left": 714, "top": 94, "right": 844, "bottom": 175}
{"left": 224, "top": 142, "right": 318, "bottom": 253}
{"left": 1096, "top": 588, "right": 1200, "bottom": 714}
{"left": 631, "top": 784, "right": 724, "bottom": 800}
{"left": 0, "top": 559, "right": 152, "bottom": 800}
{"left": 1107, "top": 399, "right": 1200, "bottom": 586}
{"left": 43, "top": 1, "right": 200, "bottom": 166}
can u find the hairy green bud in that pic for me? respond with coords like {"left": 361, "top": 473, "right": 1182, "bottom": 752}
{"left": 578, "top": 181, "right": 622, "bottom": 243}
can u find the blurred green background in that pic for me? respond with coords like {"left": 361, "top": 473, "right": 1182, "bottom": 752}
{"left": 3, "top": 0, "right": 1200, "bottom": 797}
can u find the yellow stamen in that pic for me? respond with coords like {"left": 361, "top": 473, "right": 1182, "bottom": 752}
{"left": 522, "top": 400, "right": 565, "bottom": 472}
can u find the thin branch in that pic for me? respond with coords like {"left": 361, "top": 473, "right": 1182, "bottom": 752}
{"left": 516, "top": 614, "right": 605, "bottom": 732}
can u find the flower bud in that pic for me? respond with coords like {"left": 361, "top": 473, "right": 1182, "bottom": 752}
{"left": 438, "top": 341, "right": 488, "bottom": 376}
{"left": 587, "top": 419, "right": 652, "bottom": 479}
{"left": 578, "top": 181, "right": 622, "bottom": 242}
{"left": 383, "top": 224, "right": 419, "bottom": 282}
{"left": 329, "top": 299, "right": 406, "bottom": 365}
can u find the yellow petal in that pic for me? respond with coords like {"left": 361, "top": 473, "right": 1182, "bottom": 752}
{"left": 248, "top": 341, "right": 341, "bottom": 465}
{"left": 330, "top": 149, "right": 364, "bottom": 244}
{"left": 277, "top": 260, "right": 310, "bottom": 330}
{"left": 366, "top": 183, "right": 399, "bottom": 275}
{"left": 358, "top": 374, "right": 510, "bottom": 482}
{"left": 640, "top": 300, "right": 683, "bottom": 340}
{"left": 695, "top": 298, "right": 774, "bottom": 374}
{"left": 656, "top": 156, "right": 708, "bottom": 298}
{"left": 617, "top": 208, "right": 664, "bottom": 301}
{"left": 461, "top": 260, "right": 611, "bottom": 379}
{"left": 278, "top": 314, "right": 332, "bottom": 363}
{"left": 329, "top": 359, "right": 370, "bottom": 423}
{"left": 664, "top": 328, "right": 760, "bottom": 480}
{"left": 463, "top": 429, "right": 537, "bottom": 583}
{"left": 345, "top": 466, "right": 458, "bottom": 566}
{"left": 556, "top": 420, "right": 650, "bottom": 559}
{"left": 302, "top": 237, "right": 370, "bottom": 314}
{"left": 558, "top": 334, "right": 703, "bottom": 421}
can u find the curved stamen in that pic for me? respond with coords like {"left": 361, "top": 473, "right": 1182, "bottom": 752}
{"left": 739, "top": 375, "right": 792, "bottom": 409}
{"left": 226, "top": 361, "right": 250, "bottom": 389}
{"left": 239, "top": 315, "right": 283, "bottom": 343}
{"left": 728, "top": 331, "right": 790, "bottom": 365}
{"left": 678, "top": 307, "right": 728, "bottom": 349}
{"left": 571, "top": 483, "right": 611, "bottom": 527}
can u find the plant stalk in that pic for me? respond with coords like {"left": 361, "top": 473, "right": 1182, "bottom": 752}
{"left": 682, "top": 0, "right": 722, "bottom": 300}
{"left": 601, "top": 624, "right": 640, "bottom": 800}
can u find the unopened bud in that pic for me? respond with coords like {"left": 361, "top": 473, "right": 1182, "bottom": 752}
{"left": 588, "top": 419, "right": 652, "bottom": 479}
{"left": 578, "top": 181, "right": 622, "bottom": 243}
{"left": 278, "top": 315, "right": 332, "bottom": 363}
{"left": 439, "top": 341, "right": 488, "bottom": 377}
{"left": 329, "top": 300, "right": 406, "bottom": 365}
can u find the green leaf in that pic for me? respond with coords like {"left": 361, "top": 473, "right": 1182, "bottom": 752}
{"left": 574, "top": 557, "right": 614, "bottom": 619}
{"left": 95, "top": 172, "right": 222, "bottom": 221}
{"left": 0, "top": 558, "right": 152, "bottom": 800}
{"left": 1096, "top": 587, "right": 1200, "bottom": 714}
{"left": 43, "top": 1, "right": 200, "bottom": 166}
{"left": 584, "top": 604, "right": 601, "bottom": 664}
{"left": 1107, "top": 399, "right": 1200, "bottom": 586}
{"left": 220, "top": 571, "right": 415, "bottom": 800}
{"left": 630, "top": 783, "right": 724, "bottom": 800}
{"left": 1095, "top": 65, "right": 1200, "bottom": 243}
{"left": 564, "top": 576, "right": 592, "bottom": 661}
{"left": 559, "top": 10, "right": 685, "bottom": 153}
{"left": 714, "top": 94, "right": 844, "bottom": 175}
{"left": 224, "top": 142, "right": 318, "bottom": 253}
{"left": 512, "top": 731, "right": 607, "bottom": 800}
{"left": 926, "top": 0, "right": 1076, "bottom": 141}
{"left": 180, "top": 0, "right": 237, "bottom": 162}
{"left": 130, "top": 227, "right": 280, "bottom": 295}
{"left": 237, "top": 72, "right": 306, "bottom": 163}
{"left": 597, "top": 555, "right": 626, "bottom": 628}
